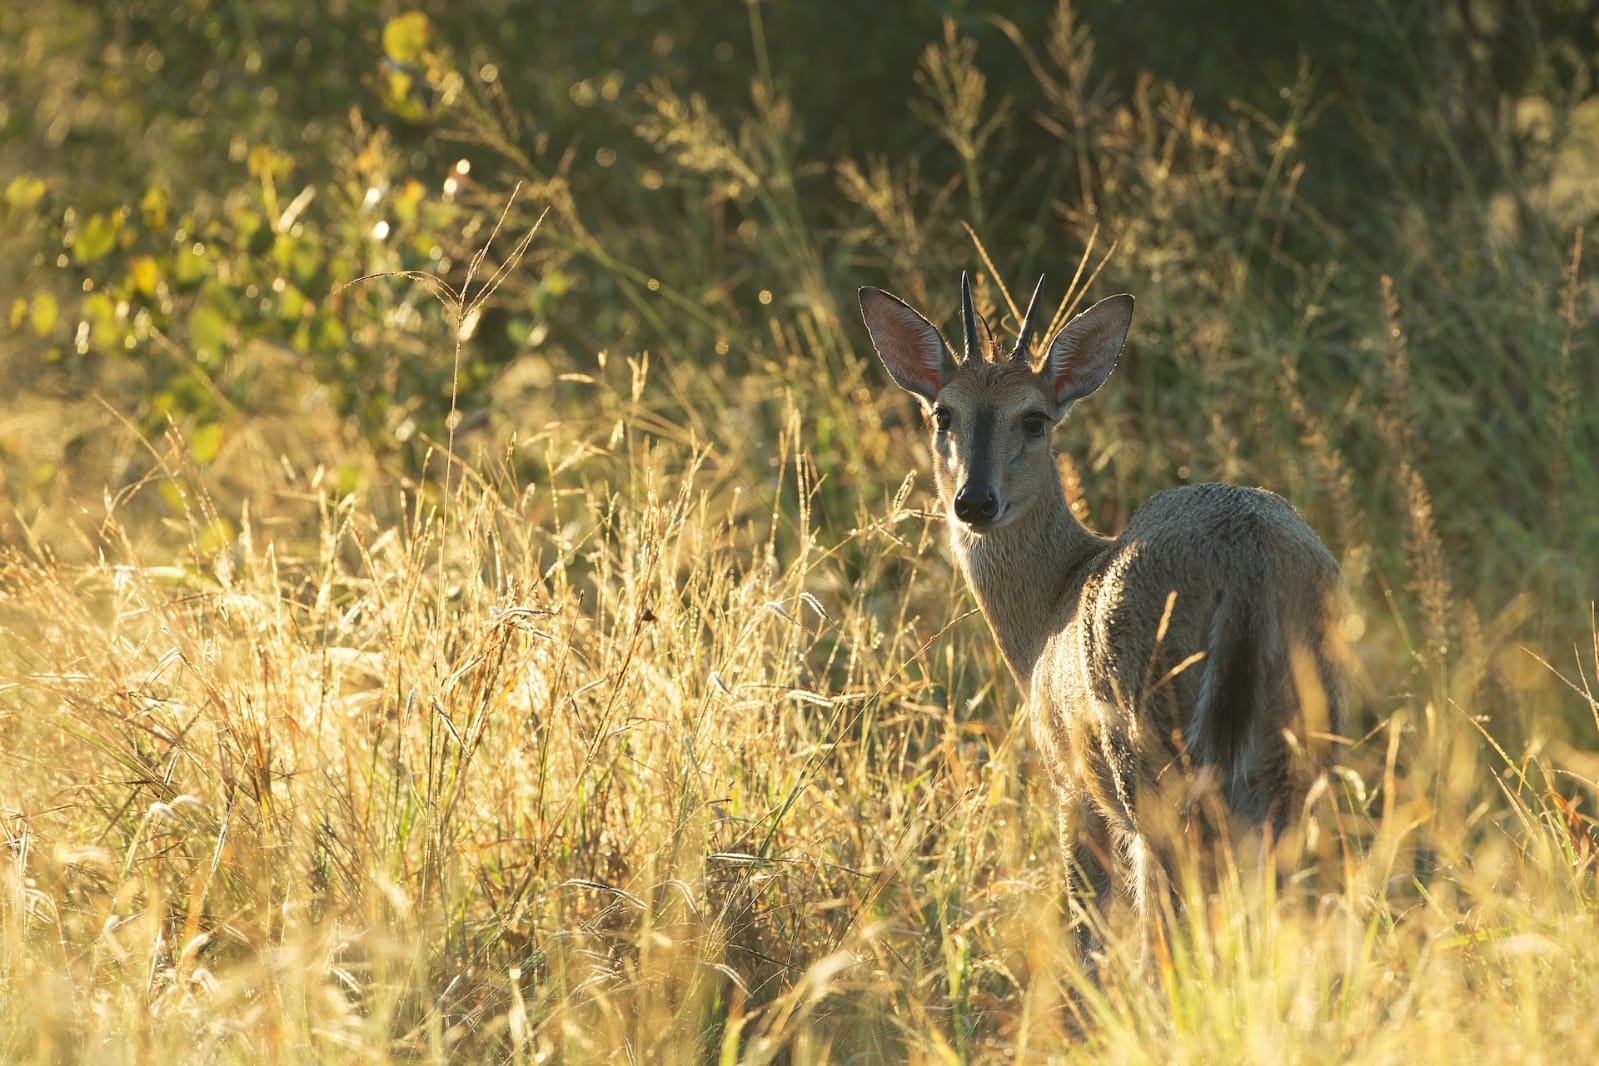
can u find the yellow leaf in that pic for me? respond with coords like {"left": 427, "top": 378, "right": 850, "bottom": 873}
{"left": 395, "top": 178, "right": 425, "bottom": 225}
{"left": 9, "top": 298, "right": 25, "bottom": 329}
{"left": 129, "top": 256, "right": 160, "bottom": 297}
{"left": 246, "top": 145, "right": 292, "bottom": 180}
{"left": 4, "top": 175, "right": 46, "bottom": 211}
{"left": 382, "top": 13, "right": 431, "bottom": 64}
{"left": 29, "top": 292, "right": 58, "bottom": 337}
{"left": 386, "top": 68, "right": 415, "bottom": 103}
{"left": 140, "top": 186, "right": 169, "bottom": 230}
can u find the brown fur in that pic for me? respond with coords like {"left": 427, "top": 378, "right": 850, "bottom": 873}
{"left": 860, "top": 278, "right": 1351, "bottom": 935}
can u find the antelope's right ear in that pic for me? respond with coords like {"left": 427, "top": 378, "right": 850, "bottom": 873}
{"left": 859, "top": 287, "right": 959, "bottom": 407}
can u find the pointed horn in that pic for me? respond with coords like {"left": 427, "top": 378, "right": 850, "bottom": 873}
{"left": 1011, "top": 275, "right": 1046, "bottom": 363}
{"left": 977, "top": 308, "right": 996, "bottom": 357}
{"left": 960, "top": 271, "right": 979, "bottom": 362}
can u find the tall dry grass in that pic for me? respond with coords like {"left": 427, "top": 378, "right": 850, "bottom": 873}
{"left": 3, "top": 342, "right": 1597, "bottom": 1060}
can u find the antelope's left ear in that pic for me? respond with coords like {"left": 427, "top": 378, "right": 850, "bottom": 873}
{"left": 859, "top": 287, "right": 960, "bottom": 407}
{"left": 1041, "top": 294, "right": 1133, "bottom": 415}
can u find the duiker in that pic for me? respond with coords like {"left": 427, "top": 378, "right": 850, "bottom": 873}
{"left": 860, "top": 274, "right": 1349, "bottom": 936}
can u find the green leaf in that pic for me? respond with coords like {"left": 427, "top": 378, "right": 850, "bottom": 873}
{"left": 337, "top": 462, "right": 363, "bottom": 497}
{"left": 382, "top": 13, "right": 431, "bottom": 64}
{"left": 157, "top": 478, "right": 190, "bottom": 514}
{"left": 198, "top": 516, "right": 234, "bottom": 555}
{"left": 189, "top": 423, "right": 223, "bottom": 465}
{"left": 277, "top": 283, "right": 308, "bottom": 320}
{"left": 290, "top": 241, "right": 320, "bottom": 285}
{"left": 314, "top": 313, "right": 347, "bottom": 353}
{"left": 188, "top": 304, "right": 230, "bottom": 365}
{"left": 247, "top": 223, "right": 275, "bottom": 256}
{"left": 82, "top": 292, "right": 120, "bottom": 351}
{"left": 73, "top": 212, "right": 121, "bottom": 262}
{"left": 173, "top": 242, "right": 208, "bottom": 287}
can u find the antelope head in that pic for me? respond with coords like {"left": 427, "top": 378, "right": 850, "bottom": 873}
{"left": 860, "top": 274, "right": 1133, "bottom": 532}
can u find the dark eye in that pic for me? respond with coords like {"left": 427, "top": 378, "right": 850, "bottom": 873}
{"left": 1022, "top": 412, "right": 1049, "bottom": 436}
{"left": 933, "top": 407, "right": 952, "bottom": 432}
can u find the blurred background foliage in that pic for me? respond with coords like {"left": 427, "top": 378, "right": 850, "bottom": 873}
{"left": 3, "top": 3, "right": 1599, "bottom": 1057}
{"left": 2, "top": 0, "right": 1596, "bottom": 713}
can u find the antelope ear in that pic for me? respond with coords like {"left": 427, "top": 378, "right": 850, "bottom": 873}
{"left": 859, "top": 287, "right": 959, "bottom": 406}
{"left": 1041, "top": 294, "right": 1133, "bottom": 414}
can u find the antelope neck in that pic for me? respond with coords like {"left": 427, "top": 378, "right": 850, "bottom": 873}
{"left": 952, "top": 478, "right": 1105, "bottom": 691}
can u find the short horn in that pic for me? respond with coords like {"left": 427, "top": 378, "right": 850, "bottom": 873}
{"left": 1011, "top": 275, "right": 1046, "bottom": 363}
{"left": 961, "top": 271, "right": 979, "bottom": 363}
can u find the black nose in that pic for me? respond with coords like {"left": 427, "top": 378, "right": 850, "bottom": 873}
{"left": 953, "top": 485, "right": 998, "bottom": 525}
